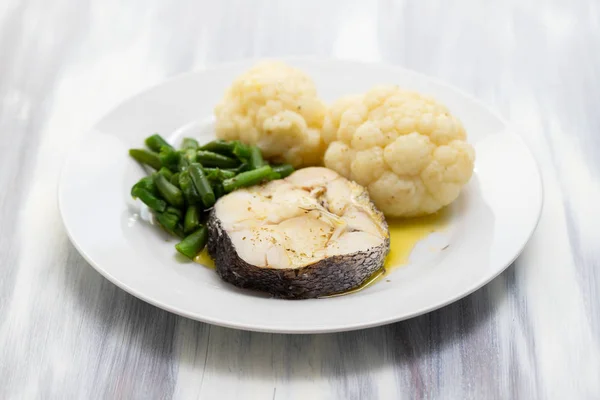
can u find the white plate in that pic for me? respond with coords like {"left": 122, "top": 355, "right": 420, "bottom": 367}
{"left": 58, "top": 58, "right": 542, "bottom": 334}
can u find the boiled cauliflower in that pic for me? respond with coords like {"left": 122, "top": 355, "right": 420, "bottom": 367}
{"left": 323, "top": 85, "right": 475, "bottom": 217}
{"left": 214, "top": 61, "right": 327, "bottom": 167}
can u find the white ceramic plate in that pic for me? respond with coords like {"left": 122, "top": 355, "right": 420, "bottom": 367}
{"left": 58, "top": 58, "right": 542, "bottom": 334}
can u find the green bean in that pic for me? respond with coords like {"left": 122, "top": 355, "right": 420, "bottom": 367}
{"left": 154, "top": 173, "right": 184, "bottom": 208}
{"left": 181, "top": 138, "right": 199, "bottom": 150}
{"left": 170, "top": 172, "right": 180, "bottom": 187}
{"left": 249, "top": 146, "right": 265, "bottom": 169}
{"left": 131, "top": 187, "right": 167, "bottom": 212}
{"left": 177, "top": 155, "right": 189, "bottom": 172}
{"left": 184, "top": 205, "right": 201, "bottom": 233}
{"left": 155, "top": 211, "right": 179, "bottom": 233}
{"left": 220, "top": 170, "right": 237, "bottom": 179}
{"left": 166, "top": 206, "right": 183, "bottom": 219}
{"left": 267, "top": 171, "right": 280, "bottom": 181}
{"left": 196, "top": 150, "right": 239, "bottom": 168}
{"left": 158, "top": 167, "right": 173, "bottom": 180}
{"left": 178, "top": 149, "right": 197, "bottom": 172}
{"left": 159, "top": 146, "right": 180, "bottom": 172}
{"left": 129, "top": 149, "right": 161, "bottom": 170}
{"left": 145, "top": 134, "right": 173, "bottom": 152}
{"left": 212, "top": 183, "right": 224, "bottom": 200}
{"left": 188, "top": 163, "right": 216, "bottom": 208}
{"left": 204, "top": 167, "right": 237, "bottom": 174}
{"left": 173, "top": 225, "right": 186, "bottom": 239}
{"left": 156, "top": 207, "right": 185, "bottom": 237}
{"left": 232, "top": 141, "right": 251, "bottom": 160}
{"left": 175, "top": 226, "right": 209, "bottom": 259}
{"left": 272, "top": 164, "right": 295, "bottom": 179}
{"left": 179, "top": 170, "right": 201, "bottom": 204}
{"left": 185, "top": 148, "right": 197, "bottom": 163}
{"left": 222, "top": 165, "right": 274, "bottom": 192}
{"left": 131, "top": 176, "right": 157, "bottom": 197}
{"left": 236, "top": 162, "right": 250, "bottom": 173}
{"left": 200, "top": 140, "right": 236, "bottom": 154}
{"left": 156, "top": 215, "right": 184, "bottom": 238}
{"left": 205, "top": 168, "right": 236, "bottom": 182}
{"left": 204, "top": 168, "right": 219, "bottom": 182}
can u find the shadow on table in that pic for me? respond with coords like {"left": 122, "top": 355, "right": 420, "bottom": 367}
{"left": 66, "top": 240, "right": 512, "bottom": 395}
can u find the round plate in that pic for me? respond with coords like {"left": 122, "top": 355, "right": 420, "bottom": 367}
{"left": 58, "top": 58, "right": 542, "bottom": 334}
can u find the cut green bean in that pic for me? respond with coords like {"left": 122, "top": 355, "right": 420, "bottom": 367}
{"left": 272, "top": 164, "right": 295, "bottom": 179}
{"left": 232, "top": 141, "right": 251, "bottom": 160}
{"left": 205, "top": 168, "right": 236, "bottom": 182}
{"left": 185, "top": 149, "right": 198, "bottom": 164}
{"left": 158, "top": 167, "right": 173, "bottom": 180}
{"left": 218, "top": 169, "right": 237, "bottom": 180}
{"left": 267, "top": 171, "right": 280, "bottom": 181}
{"left": 178, "top": 158, "right": 187, "bottom": 171}
{"left": 249, "top": 146, "right": 265, "bottom": 169}
{"left": 178, "top": 155, "right": 189, "bottom": 172}
{"left": 184, "top": 205, "right": 201, "bottom": 233}
{"left": 196, "top": 151, "right": 239, "bottom": 168}
{"left": 204, "top": 167, "right": 237, "bottom": 175}
{"left": 155, "top": 211, "right": 179, "bottom": 234}
{"left": 177, "top": 148, "right": 198, "bottom": 171}
{"left": 173, "top": 224, "right": 186, "bottom": 239}
{"left": 205, "top": 168, "right": 219, "bottom": 182}
{"left": 170, "top": 172, "right": 180, "bottom": 187}
{"left": 188, "top": 163, "right": 216, "bottom": 208}
{"left": 181, "top": 138, "right": 199, "bottom": 150}
{"left": 131, "top": 187, "right": 167, "bottom": 212}
{"left": 175, "top": 226, "right": 209, "bottom": 259}
{"left": 185, "top": 148, "right": 197, "bottom": 163}
{"left": 129, "top": 149, "right": 162, "bottom": 170}
{"left": 236, "top": 162, "right": 250, "bottom": 173}
{"left": 221, "top": 170, "right": 237, "bottom": 179}
{"left": 131, "top": 176, "right": 157, "bottom": 197}
{"left": 154, "top": 173, "right": 184, "bottom": 208}
{"left": 222, "top": 165, "right": 274, "bottom": 192}
{"left": 145, "top": 134, "right": 172, "bottom": 152}
{"left": 179, "top": 170, "right": 201, "bottom": 204}
{"left": 159, "top": 146, "right": 180, "bottom": 172}
{"left": 212, "top": 183, "right": 224, "bottom": 200}
{"left": 166, "top": 206, "right": 183, "bottom": 219}
{"left": 200, "top": 140, "right": 236, "bottom": 154}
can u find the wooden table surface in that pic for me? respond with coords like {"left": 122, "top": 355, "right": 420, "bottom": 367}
{"left": 1, "top": 0, "right": 599, "bottom": 398}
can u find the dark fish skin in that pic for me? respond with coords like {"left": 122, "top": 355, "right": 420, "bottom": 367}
{"left": 207, "top": 210, "right": 390, "bottom": 300}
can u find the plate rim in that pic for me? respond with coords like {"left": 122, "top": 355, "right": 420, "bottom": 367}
{"left": 58, "top": 56, "right": 544, "bottom": 334}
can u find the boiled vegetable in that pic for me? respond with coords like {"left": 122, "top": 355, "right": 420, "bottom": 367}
{"left": 222, "top": 165, "right": 274, "bottom": 193}
{"left": 196, "top": 151, "right": 239, "bottom": 168}
{"left": 129, "top": 136, "right": 292, "bottom": 259}
{"left": 188, "top": 163, "right": 216, "bottom": 208}
{"left": 154, "top": 173, "right": 184, "bottom": 208}
{"left": 145, "top": 134, "right": 172, "bottom": 152}
{"left": 129, "top": 149, "right": 161, "bottom": 170}
{"left": 176, "top": 226, "right": 208, "bottom": 259}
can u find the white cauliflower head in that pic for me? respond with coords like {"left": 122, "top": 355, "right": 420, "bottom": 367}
{"left": 214, "top": 61, "right": 327, "bottom": 167}
{"left": 323, "top": 85, "right": 475, "bottom": 217}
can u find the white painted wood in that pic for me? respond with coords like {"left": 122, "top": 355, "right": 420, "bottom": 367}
{"left": 1, "top": 0, "right": 599, "bottom": 398}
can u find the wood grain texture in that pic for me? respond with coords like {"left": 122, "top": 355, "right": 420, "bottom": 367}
{"left": 1, "top": 0, "right": 599, "bottom": 398}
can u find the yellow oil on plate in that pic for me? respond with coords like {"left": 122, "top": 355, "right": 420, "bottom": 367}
{"left": 384, "top": 209, "right": 451, "bottom": 270}
{"left": 194, "top": 249, "right": 215, "bottom": 269}
{"left": 195, "top": 208, "right": 451, "bottom": 297}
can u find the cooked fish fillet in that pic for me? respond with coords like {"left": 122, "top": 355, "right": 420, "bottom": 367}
{"left": 207, "top": 167, "right": 390, "bottom": 299}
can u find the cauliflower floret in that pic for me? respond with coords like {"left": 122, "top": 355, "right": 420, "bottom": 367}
{"left": 323, "top": 85, "right": 475, "bottom": 217}
{"left": 214, "top": 61, "right": 327, "bottom": 167}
